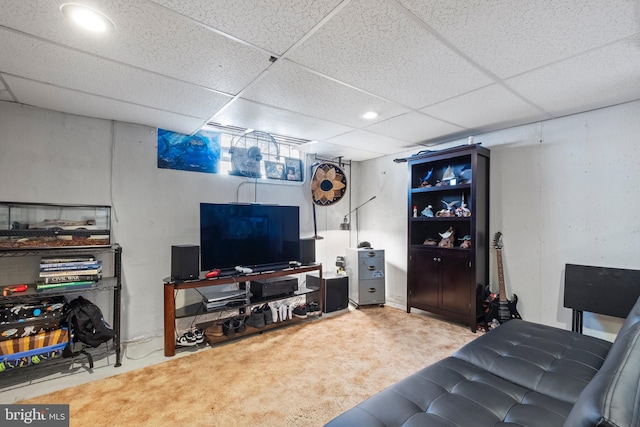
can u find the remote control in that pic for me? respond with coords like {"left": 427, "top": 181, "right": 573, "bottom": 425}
{"left": 235, "top": 266, "right": 253, "bottom": 274}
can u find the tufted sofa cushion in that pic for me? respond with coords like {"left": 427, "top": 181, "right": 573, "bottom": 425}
{"left": 327, "top": 356, "right": 579, "bottom": 426}
{"left": 453, "top": 319, "right": 611, "bottom": 403}
{"left": 326, "top": 320, "right": 614, "bottom": 427}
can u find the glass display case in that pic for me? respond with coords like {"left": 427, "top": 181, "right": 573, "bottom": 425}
{"left": 0, "top": 202, "right": 111, "bottom": 250}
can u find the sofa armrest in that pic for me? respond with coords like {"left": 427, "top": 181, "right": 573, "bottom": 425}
{"left": 563, "top": 322, "right": 640, "bottom": 427}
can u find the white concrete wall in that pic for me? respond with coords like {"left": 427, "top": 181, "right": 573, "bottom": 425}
{"left": 2, "top": 99, "right": 639, "bottom": 343}
{"left": 0, "top": 101, "right": 349, "bottom": 341}
{"left": 354, "top": 100, "right": 640, "bottom": 341}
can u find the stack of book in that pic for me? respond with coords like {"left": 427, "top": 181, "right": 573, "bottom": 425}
{"left": 36, "top": 255, "right": 102, "bottom": 291}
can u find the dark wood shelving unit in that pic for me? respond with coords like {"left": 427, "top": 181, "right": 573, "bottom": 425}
{"left": 406, "top": 145, "right": 490, "bottom": 332}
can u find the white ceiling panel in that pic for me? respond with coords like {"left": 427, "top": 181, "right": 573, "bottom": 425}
{"left": 241, "top": 60, "right": 410, "bottom": 128}
{"left": 0, "top": 29, "right": 231, "bottom": 120}
{"left": 325, "top": 129, "right": 415, "bottom": 156}
{"left": 0, "top": 77, "right": 12, "bottom": 101}
{"left": 287, "top": 0, "right": 494, "bottom": 109}
{"left": 0, "top": 0, "right": 271, "bottom": 94}
{"left": 298, "top": 140, "right": 387, "bottom": 162}
{"left": 212, "top": 98, "right": 353, "bottom": 142}
{"left": 421, "top": 84, "right": 550, "bottom": 131}
{"left": 506, "top": 37, "right": 640, "bottom": 118}
{"left": 398, "top": 0, "right": 640, "bottom": 79}
{"left": 0, "top": 1, "right": 639, "bottom": 161}
{"left": 4, "top": 75, "right": 205, "bottom": 135}
{"left": 148, "top": 0, "right": 344, "bottom": 55}
{"left": 364, "top": 111, "right": 466, "bottom": 144}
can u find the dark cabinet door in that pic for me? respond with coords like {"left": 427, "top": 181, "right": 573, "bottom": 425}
{"left": 409, "top": 248, "right": 439, "bottom": 309}
{"left": 440, "top": 250, "right": 472, "bottom": 316}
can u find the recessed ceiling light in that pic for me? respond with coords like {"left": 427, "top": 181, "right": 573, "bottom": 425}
{"left": 362, "top": 111, "right": 378, "bottom": 120}
{"left": 61, "top": 3, "right": 116, "bottom": 33}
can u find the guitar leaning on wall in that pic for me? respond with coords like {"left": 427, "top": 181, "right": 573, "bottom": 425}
{"left": 485, "top": 231, "right": 521, "bottom": 325}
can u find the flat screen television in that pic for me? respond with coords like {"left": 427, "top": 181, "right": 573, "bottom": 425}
{"left": 200, "top": 203, "right": 300, "bottom": 272}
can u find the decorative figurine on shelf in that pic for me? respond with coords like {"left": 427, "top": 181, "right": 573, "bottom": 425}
{"left": 423, "top": 237, "right": 438, "bottom": 246}
{"left": 438, "top": 227, "right": 455, "bottom": 248}
{"left": 442, "top": 165, "right": 455, "bottom": 181}
{"left": 455, "top": 194, "right": 472, "bottom": 217}
{"left": 459, "top": 167, "right": 472, "bottom": 183}
{"left": 459, "top": 235, "right": 472, "bottom": 249}
{"left": 421, "top": 205, "right": 434, "bottom": 217}
{"left": 419, "top": 169, "right": 433, "bottom": 187}
{"left": 436, "top": 200, "right": 458, "bottom": 217}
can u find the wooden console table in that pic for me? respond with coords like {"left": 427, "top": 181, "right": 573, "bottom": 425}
{"left": 164, "top": 264, "right": 323, "bottom": 356}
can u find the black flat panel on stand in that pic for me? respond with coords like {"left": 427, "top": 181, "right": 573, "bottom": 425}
{"left": 564, "top": 263, "right": 640, "bottom": 319}
{"left": 171, "top": 245, "right": 199, "bottom": 281}
{"left": 307, "top": 273, "right": 348, "bottom": 313}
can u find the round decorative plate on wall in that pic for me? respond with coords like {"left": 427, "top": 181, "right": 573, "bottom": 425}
{"left": 311, "top": 163, "right": 347, "bottom": 206}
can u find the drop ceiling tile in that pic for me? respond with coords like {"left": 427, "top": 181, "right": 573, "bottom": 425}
{"left": 212, "top": 98, "right": 353, "bottom": 142}
{"left": 0, "top": 0, "right": 270, "bottom": 94}
{"left": 506, "top": 37, "right": 640, "bottom": 118}
{"left": 242, "top": 60, "right": 410, "bottom": 128}
{"left": 149, "top": 0, "right": 343, "bottom": 54}
{"left": 1, "top": 0, "right": 638, "bottom": 164}
{"left": 4, "top": 75, "right": 205, "bottom": 135}
{"left": 298, "top": 140, "right": 385, "bottom": 162}
{"left": 287, "top": 0, "right": 493, "bottom": 108}
{"left": 364, "top": 111, "right": 466, "bottom": 144}
{"left": 0, "top": 30, "right": 232, "bottom": 119}
{"left": 0, "top": 77, "right": 12, "bottom": 101}
{"left": 421, "top": 84, "right": 549, "bottom": 131}
{"left": 325, "top": 129, "right": 413, "bottom": 156}
{"left": 398, "top": 0, "right": 639, "bottom": 78}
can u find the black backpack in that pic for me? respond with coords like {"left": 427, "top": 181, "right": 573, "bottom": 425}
{"left": 63, "top": 296, "right": 115, "bottom": 367}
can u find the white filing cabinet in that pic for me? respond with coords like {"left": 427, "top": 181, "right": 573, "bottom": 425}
{"left": 345, "top": 248, "right": 385, "bottom": 307}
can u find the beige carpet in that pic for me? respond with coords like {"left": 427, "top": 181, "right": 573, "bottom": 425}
{"left": 19, "top": 306, "right": 478, "bottom": 426}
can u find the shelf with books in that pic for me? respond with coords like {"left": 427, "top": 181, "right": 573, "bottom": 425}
{"left": 37, "top": 254, "right": 103, "bottom": 293}
{"left": 0, "top": 243, "right": 122, "bottom": 374}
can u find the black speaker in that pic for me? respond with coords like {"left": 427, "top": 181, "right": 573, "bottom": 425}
{"left": 306, "top": 273, "right": 349, "bottom": 313}
{"left": 300, "top": 238, "right": 316, "bottom": 265}
{"left": 171, "top": 245, "right": 199, "bottom": 281}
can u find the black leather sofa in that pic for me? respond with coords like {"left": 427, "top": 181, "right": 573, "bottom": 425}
{"left": 326, "top": 295, "right": 640, "bottom": 427}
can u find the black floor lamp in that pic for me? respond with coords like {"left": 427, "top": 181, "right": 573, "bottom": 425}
{"left": 339, "top": 195, "right": 376, "bottom": 232}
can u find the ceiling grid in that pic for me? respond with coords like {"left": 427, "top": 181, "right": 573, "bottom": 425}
{"left": 0, "top": 0, "right": 638, "bottom": 161}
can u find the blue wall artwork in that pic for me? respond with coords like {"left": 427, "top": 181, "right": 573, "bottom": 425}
{"left": 157, "top": 128, "right": 221, "bottom": 173}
